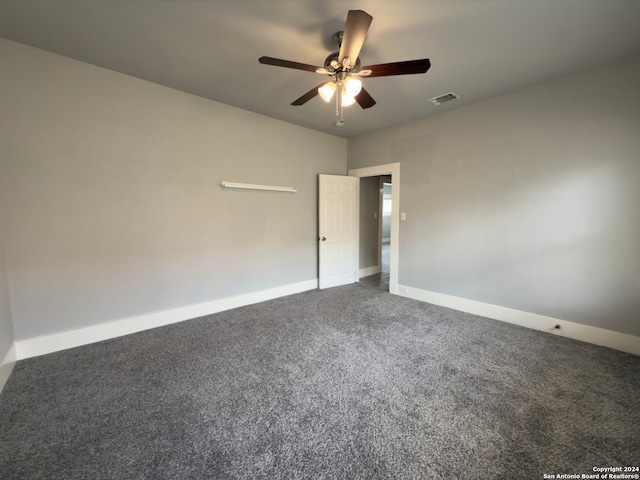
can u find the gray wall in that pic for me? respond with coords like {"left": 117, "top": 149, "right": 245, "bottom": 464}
{"left": 0, "top": 174, "right": 14, "bottom": 359}
{"left": 0, "top": 39, "right": 347, "bottom": 340}
{"left": 359, "top": 176, "right": 380, "bottom": 270}
{"left": 348, "top": 54, "right": 640, "bottom": 337}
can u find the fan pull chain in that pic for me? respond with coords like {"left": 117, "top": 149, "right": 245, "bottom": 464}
{"left": 334, "top": 82, "right": 345, "bottom": 127}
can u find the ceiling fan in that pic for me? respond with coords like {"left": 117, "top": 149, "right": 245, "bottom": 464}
{"left": 259, "top": 9, "right": 431, "bottom": 127}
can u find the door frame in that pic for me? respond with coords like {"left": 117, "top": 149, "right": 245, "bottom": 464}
{"left": 348, "top": 162, "right": 400, "bottom": 295}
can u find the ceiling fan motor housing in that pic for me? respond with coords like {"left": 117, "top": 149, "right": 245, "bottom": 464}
{"left": 324, "top": 51, "right": 361, "bottom": 73}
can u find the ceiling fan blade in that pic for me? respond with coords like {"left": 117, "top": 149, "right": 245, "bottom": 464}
{"left": 338, "top": 10, "right": 373, "bottom": 67}
{"left": 291, "top": 83, "right": 327, "bottom": 106}
{"left": 362, "top": 59, "right": 431, "bottom": 77}
{"left": 259, "top": 56, "right": 320, "bottom": 73}
{"left": 355, "top": 87, "right": 376, "bottom": 109}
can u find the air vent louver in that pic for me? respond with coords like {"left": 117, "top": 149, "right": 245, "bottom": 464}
{"left": 429, "top": 92, "right": 459, "bottom": 105}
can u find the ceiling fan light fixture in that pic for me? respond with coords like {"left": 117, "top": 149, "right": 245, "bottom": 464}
{"left": 344, "top": 77, "right": 362, "bottom": 97}
{"left": 341, "top": 91, "right": 357, "bottom": 106}
{"left": 318, "top": 82, "right": 337, "bottom": 102}
{"left": 259, "top": 10, "right": 431, "bottom": 126}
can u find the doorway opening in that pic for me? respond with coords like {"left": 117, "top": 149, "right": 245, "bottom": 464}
{"left": 348, "top": 162, "right": 400, "bottom": 294}
{"left": 380, "top": 180, "right": 392, "bottom": 287}
{"left": 358, "top": 177, "right": 391, "bottom": 290}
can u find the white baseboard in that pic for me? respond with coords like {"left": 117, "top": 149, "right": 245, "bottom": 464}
{"left": 0, "top": 343, "right": 17, "bottom": 394}
{"left": 14, "top": 279, "right": 318, "bottom": 360}
{"left": 359, "top": 264, "right": 381, "bottom": 279}
{"left": 398, "top": 285, "right": 640, "bottom": 356}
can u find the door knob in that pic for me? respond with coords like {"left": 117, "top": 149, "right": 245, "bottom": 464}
{"left": 320, "top": 236, "right": 327, "bottom": 241}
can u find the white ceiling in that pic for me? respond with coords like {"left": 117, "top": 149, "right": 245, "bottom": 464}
{"left": 1, "top": 0, "right": 639, "bottom": 138}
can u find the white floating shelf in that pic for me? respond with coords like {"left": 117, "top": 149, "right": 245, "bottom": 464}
{"left": 220, "top": 181, "right": 297, "bottom": 193}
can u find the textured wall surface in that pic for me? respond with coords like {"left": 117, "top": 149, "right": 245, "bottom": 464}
{"left": 0, "top": 39, "right": 347, "bottom": 340}
{"left": 349, "top": 54, "right": 640, "bottom": 337}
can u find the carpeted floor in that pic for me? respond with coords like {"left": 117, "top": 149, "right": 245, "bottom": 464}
{"left": 1, "top": 283, "right": 639, "bottom": 479}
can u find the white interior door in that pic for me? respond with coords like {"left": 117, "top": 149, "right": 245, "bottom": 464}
{"left": 318, "top": 174, "right": 359, "bottom": 289}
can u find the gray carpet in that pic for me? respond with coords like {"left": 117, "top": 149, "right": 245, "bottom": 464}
{"left": 1, "top": 283, "right": 638, "bottom": 479}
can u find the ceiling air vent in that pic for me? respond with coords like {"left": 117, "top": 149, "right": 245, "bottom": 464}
{"left": 429, "top": 92, "right": 459, "bottom": 105}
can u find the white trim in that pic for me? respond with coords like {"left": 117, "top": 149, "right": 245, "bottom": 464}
{"left": 0, "top": 343, "right": 17, "bottom": 394}
{"left": 398, "top": 285, "right": 640, "bottom": 356}
{"left": 14, "top": 279, "right": 318, "bottom": 360}
{"left": 359, "top": 264, "right": 381, "bottom": 279}
{"left": 348, "top": 162, "right": 400, "bottom": 294}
